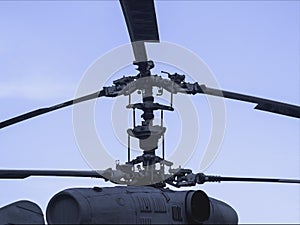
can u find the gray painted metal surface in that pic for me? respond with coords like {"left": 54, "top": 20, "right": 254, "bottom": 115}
{"left": 46, "top": 186, "right": 238, "bottom": 224}
{"left": 0, "top": 200, "right": 44, "bottom": 224}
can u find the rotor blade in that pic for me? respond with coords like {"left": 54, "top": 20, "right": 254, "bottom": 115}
{"left": 119, "top": 0, "right": 159, "bottom": 62}
{"left": 0, "top": 91, "right": 104, "bottom": 129}
{"left": 0, "top": 170, "right": 106, "bottom": 179}
{"left": 200, "top": 85, "right": 300, "bottom": 119}
{"left": 197, "top": 173, "right": 300, "bottom": 184}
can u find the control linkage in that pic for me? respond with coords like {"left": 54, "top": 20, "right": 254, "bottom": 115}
{"left": 102, "top": 164, "right": 300, "bottom": 187}
{"left": 100, "top": 62, "right": 205, "bottom": 98}
{"left": 98, "top": 160, "right": 219, "bottom": 188}
{"left": 166, "top": 169, "right": 221, "bottom": 187}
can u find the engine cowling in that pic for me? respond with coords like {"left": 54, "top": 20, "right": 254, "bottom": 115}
{"left": 0, "top": 200, "right": 44, "bottom": 224}
{"left": 46, "top": 186, "right": 238, "bottom": 224}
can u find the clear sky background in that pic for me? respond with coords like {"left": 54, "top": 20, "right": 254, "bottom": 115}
{"left": 0, "top": 1, "right": 299, "bottom": 223}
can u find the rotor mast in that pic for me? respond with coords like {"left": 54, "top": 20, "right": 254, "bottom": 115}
{"left": 126, "top": 61, "right": 172, "bottom": 179}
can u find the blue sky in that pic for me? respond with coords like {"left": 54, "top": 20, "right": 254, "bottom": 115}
{"left": 0, "top": 1, "right": 299, "bottom": 223}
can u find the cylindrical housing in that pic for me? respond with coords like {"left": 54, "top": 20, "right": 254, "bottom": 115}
{"left": 46, "top": 186, "right": 237, "bottom": 224}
